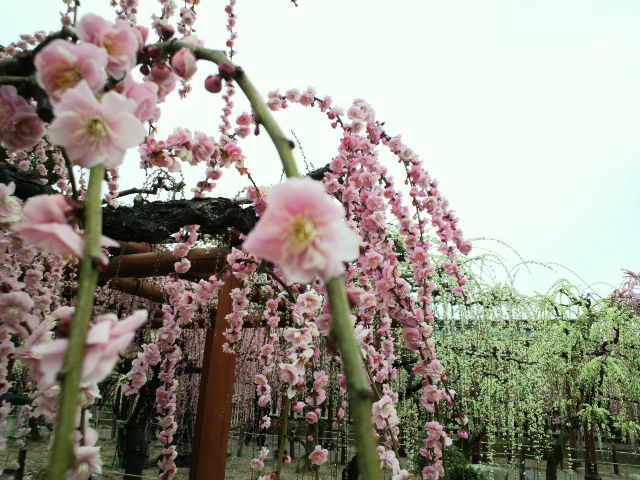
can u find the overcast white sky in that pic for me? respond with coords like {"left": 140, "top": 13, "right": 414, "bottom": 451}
{"left": 4, "top": 1, "right": 639, "bottom": 296}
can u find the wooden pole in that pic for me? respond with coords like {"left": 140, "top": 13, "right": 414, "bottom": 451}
{"left": 190, "top": 272, "right": 239, "bottom": 480}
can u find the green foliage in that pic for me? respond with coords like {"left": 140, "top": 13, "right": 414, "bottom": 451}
{"left": 444, "top": 446, "right": 490, "bottom": 480}
{"left": 415, "top": 446, "right": 490, "bottom": 480}
{"left": 394, "top": 245, "right": 640, "bottom": 467}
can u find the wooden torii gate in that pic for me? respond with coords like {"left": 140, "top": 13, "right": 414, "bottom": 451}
{"left": 103, "top": 244, "right": 240, "bottom": 480}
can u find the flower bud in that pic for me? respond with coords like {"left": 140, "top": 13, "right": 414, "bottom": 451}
{"left": 146, "top": 46, "right": 160, "bottom": 59}
{"left": 161, "top": 23, "right": 175, "bottom": 40}
{"left": 204, "top": 75, "right": 223, "bottom": 93}
{"left": 151, "top": 63, "right": 172, "bottom": 82}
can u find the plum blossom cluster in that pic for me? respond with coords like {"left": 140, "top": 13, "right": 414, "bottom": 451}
{"left": 250, "top": 446, "right": 269, "bottom": 471}
{"left": 139, "top": 127, "right": 218, "bottom": 174}
{"left": 0, "top": 221, "right": 147, "bottom": 477}
{"left": 172, "top": 224, "right": 199, "bottom": 274}
{"left": 251, "top": 89, "right": 474, "bottom": 478}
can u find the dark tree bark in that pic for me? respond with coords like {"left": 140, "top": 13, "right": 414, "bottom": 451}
{"left": 121, "top": 373, "right": 160, "bottom": 480}
{"left": 0, "top": 159, "right": 54, "bottom": 199}
{"left": 544, "top": 431, "right": 566, "bottom": 480}
{"left": 102, "top": 197, "right": 258, "bottom": 243}
{"left": 2, "top": 157, "right": 333, "bottom": 243}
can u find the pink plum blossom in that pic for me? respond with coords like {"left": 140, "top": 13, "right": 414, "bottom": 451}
{"left": 192, "top": 131, "right": 215, "bottom": 163}
{"left": 0, "top": 292, "right": 34, "bottom": 337}
{"left": 139, "top": 138, "right": 180, "bottom": 171}
{"left": 279, "top": 363, "right": 299, "bottom": 385}
{"left": 77, "top": 14, "right": 138, "bottom": 79}
{"left": 132, "top": 26, "right": 149, "bottom": 52}
{"left": 12, "top": 194, "right": 83, "bottom": 256}
{"left": 243, "top": 177, "right": 360, "bottom": 283}
{"left": 174, "top": 258, "right": 191, "bottom": 273}
{"left": 12, "top": 194, "right": 118, "bottom": 257}
{"left": 308, "top": 445, "right": 328, "bottom": 466}
{"left": 32, "top": 310, "right": 148, "bottom": 389}
{"left": 124, "top": 76, "right": 159, "bottom": 122}
{"left": 35, "top": 40, "right": 108, "bottom": 100}
{"left": 0, "top": 85, "right": 44, "bottom": 151}
{"left": 8, "top": 111, "right": 45, "bottom": 151}
{"left": 48, "top": 81, "right": 145, "bottom": 168}
{"left": 0, "top": 85, "right": 28, "bottom": 131}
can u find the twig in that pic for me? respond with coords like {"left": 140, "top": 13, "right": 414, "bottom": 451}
{"left": 0, "top": 75, "right": 34, "bottom": 85}
{"left": 61, "top": 149, "right": 78, "bottom": 200}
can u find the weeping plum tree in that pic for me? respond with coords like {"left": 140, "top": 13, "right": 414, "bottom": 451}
{"left": 0, "top": 1, "right": 473, "bottom": 479}
{"left": 427, "top": 258, "right": 640, "bottom": 480}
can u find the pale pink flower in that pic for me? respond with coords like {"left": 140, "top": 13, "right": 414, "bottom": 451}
{"left": 13, "top": 194, "right": 118, "bottom": 256}
{"left": 0, "top": 85, "right": 31, "bottom": 130}
{"left": 260, "top": 343, "right": 274, "bottom": 357}
{"left": 124, "top": 77, "right": 159, "bottom": 122}
{"left": 403, "top": 327, "right": 423, "bottom": 350}
{"left": 139, "top": 138, "right": 179, "bottom": 171}
{"left": 0, "top": 182, "right": 22, "bottom": 223}
{"left": 77, "top": 14, "right": 138, "bottom": 79}
{"left": 0, "top": 85, "right": 44, "bottom": 151}
{"left": 422, "top": 465, "right": 439, "bottom": 480}
{"left": 32, "top": 310, "right": 148, "bottom": 388}
{"left": 372, "top": 394, "right": 399, "bottom": 430}
{"left": 425, "top": 421, "right": 444, "bottom": 439}
{"left": 279, "top": 363, "right": 299, "bottom": 385}
{"left": 308, "top": 445, "right": 328, "bottom": 466}
{"left": 192, "top": 131, "right": 215, "bottom": 163}
{"left": 174, "top": 258, "right": 191, "bottom": 273}
{"left": 132, "top": 26, "right": 149, "bottom": 52}
{"left": 7, "top": 111, "right": 45, "bottom": 151}
{"left": 71, "top": 445, "right": 102, "bottom": 480}
{"left": 12, "top": 194, "right": 83, "bottom": 256}
{"left": 313, "top": 370, "right": 329, "bottom": 390}
{"left": 171, "top": 48, "right": 197, "bottom": 81}
{"left": 0, "top": 292, "right": 34, "bottom": 336}
{"left": 250, "top": 458, "right": 264, "bottom": 471}
{"left": 243, "top": 177, "right": 360, "bottom": 283}
{"left": 305, "top": 411, "right": 318, "bottom": 424}
{"left": 35, "top": 39, "right": 108, "bottom": 101}
{"left": 48, "top": 81, "right": 145, "bottom": 168}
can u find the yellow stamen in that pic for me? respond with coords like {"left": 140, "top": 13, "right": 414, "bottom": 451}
{"left": 288, "top": 215, "right": 317, "bottom": 253}
{"left": 56, "top": 67, "right": 83, "bottom": 90}
{"left": 85, "top": 116, "right": 109, "bottom": 141}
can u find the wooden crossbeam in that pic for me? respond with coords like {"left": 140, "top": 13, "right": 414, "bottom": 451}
{"left": 101, "top": 247, "right": 230, "bottom": 279}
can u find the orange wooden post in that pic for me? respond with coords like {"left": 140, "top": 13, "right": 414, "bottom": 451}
{"left": 190, "top": 272, "right": 240, "bottom": 480}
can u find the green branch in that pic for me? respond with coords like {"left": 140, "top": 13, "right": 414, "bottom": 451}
{"left": 327, "top": 276, "right": 382, "bottom": 480}
{"left": 46, "top": 164, "right": 105, "bottom": 480}
{"left": 156, "top": 40, "right": 301, "bottom": 178}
